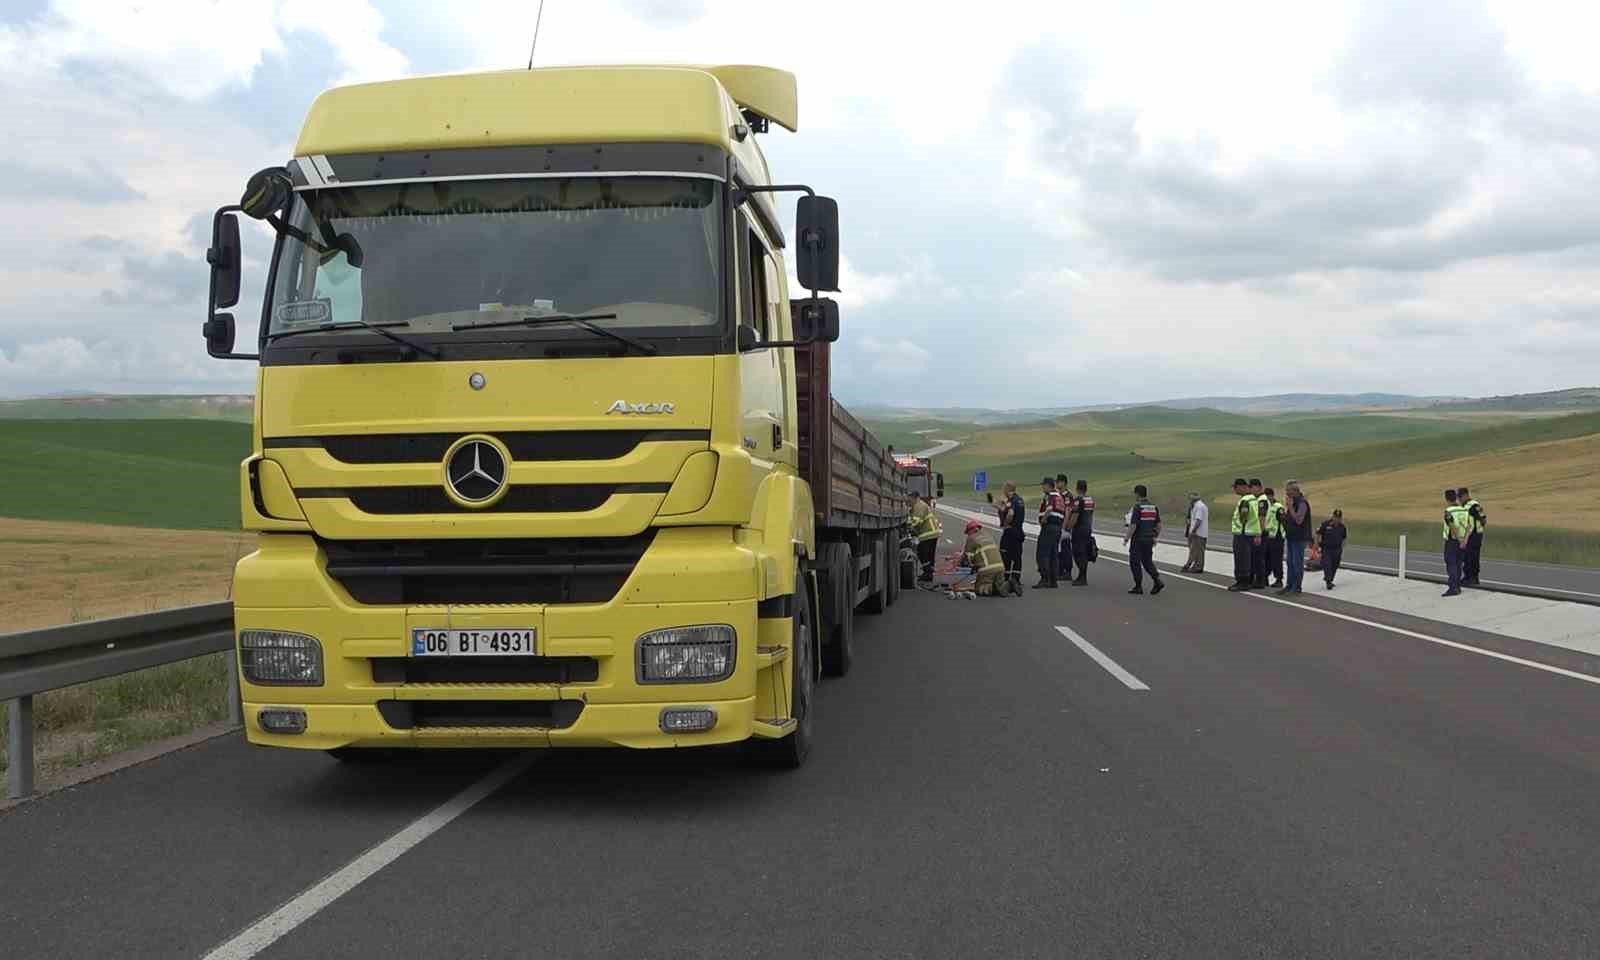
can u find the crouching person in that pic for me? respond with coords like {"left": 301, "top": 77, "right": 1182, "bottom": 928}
{"left": 963, "top": 520, "right": 1017, "bottom": 597}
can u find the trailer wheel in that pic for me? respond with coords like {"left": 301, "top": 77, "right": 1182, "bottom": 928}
{"left": 749, "top": 565, "right": 814, "bottom": 769}
{"left": 899, "top": 546, "right": 917, "bottom": 590}
{"left": 820, "top": 543, "right": 854, "bottom": 677}
{"left": 862, "top": 538, "right": 889, "bottom": 615}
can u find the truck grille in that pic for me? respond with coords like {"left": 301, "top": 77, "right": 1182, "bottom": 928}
{"left": 266, "top": 429, "right": 709, "bottom": 464}
{"left": 377, "top": 699, "right": 584, "bottom": 730}
{"left": 299, "top": 483, "right": 667, "bottom": 515}
{"left": 322, "top": 533, "right": 653, "bottom": 605}
{"left": 370, "top": 656, "right": 599, "bottom": 684}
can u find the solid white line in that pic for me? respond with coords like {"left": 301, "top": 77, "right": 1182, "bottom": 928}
{"left": 1160, "top": 571, "right": 1600, "bottom": 687}
{"left": 201, "top": 754, "right": 535, "bottom": 960}
{"left": 1055, "top": 626, "right": 1151, "bottom": 691}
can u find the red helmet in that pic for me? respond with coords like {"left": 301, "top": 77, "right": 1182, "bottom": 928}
{"left": 964, "top": 519, "right": 982, "bottom": 534}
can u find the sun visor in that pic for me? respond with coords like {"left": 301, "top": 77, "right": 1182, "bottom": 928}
{"left": 704, "top": 65, "right": 798, "bottom": 132}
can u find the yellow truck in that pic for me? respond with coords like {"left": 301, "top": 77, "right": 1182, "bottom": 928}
{"left": 200, "top": 65, "right": 909, "bottom": 767}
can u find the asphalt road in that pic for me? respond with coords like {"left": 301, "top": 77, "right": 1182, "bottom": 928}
{"left": 6, "top": 541, "right": 1600, "bottom": 958}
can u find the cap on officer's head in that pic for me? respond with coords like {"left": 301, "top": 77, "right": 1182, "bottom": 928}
{"left": 1040, "top": 476, "right": 1054, "bottom": 486}
{"left": 1233, "top": 478, "right": 1248, "bottom": 487}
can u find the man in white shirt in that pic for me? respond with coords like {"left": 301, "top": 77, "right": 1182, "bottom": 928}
{"left": 1182, "top": 492, "right": 1208, "bottom": 573}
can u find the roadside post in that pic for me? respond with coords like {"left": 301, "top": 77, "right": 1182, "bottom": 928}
{"left": 1398, "top": 534, "right": 1407, "bottom": 581}
{"left": 7, "top": 695, "right": 33, "bottom": 800}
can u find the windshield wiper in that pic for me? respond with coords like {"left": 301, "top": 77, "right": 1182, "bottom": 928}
{"left": 267, "top": 319, "right": 440, "bottom": 358}
{"left": 451, "top": 313, "right": 656, "bottom": 356}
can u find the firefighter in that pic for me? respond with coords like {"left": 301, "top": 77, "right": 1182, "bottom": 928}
{"left": 1069, "top": 478, "right": 1096, "bottom": 586}
{"left": 998, "top": 480, "right": 1027, "bottom": 591}
{"left": 909, "top": 492, "right": 940, "bottom": 583}
{"left": 1458, "top": 486, "right": 1486, "bottom": 586}
{"left": 1122, "top": 484, "right": 1165, "bottom": 595}
{"left": 962, "top": 519, "right": 1015, "bottom": 597}
{"left": 1035, "top": 476, "right": 1066, "bottom": 588}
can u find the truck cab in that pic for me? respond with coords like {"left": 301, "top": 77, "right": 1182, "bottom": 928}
{"left": 202, "top": 65, "right": 874, "bottom": 767}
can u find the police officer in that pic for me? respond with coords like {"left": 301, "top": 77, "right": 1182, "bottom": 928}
{"left": 1055, "top": 473, "right": 1075, "bottom": 584}
{"left": 995, "top": 481, "right": 1026, "bottom": 591}
{"left": 1263, "top": 486, "right": 1285, "bottom": 589}
{"left": 1458, "top": 486, "right": 1486, "bottom": 586}
{"left": 1068, "top": 479, "right": 1096, "bottom": 586}
{"left": 1442, "top": 489, "right": 1473, "bottom": 597}
{"left": 961, "top": 519, "right": 1015, "bottom": 597}
{"left": 1035, "top": 477, "right": 1066, "bottom": 588}
{"left": 1122, "top": 484, "right": 1165, "bottom": 595}
{"left": 1247, "top": 478, "right": 1268, "bottom": 587}
{"left": 908, "top": 492, "right": 940, "bottom": 583}
{"left": 1228, "top": 478, "right": 1262, "bottom": 592}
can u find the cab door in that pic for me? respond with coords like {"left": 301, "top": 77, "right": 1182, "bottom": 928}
{"left": 736, "top": 212, "right": 785, "bottom": 491}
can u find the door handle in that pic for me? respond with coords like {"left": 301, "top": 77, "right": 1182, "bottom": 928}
{"left": 772, "top": 423, "right": 783, "bottom": 449}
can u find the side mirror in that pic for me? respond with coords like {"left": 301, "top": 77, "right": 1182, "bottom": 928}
{"left": 203, "top": 313, "right": 237, "bottom": 357}
{"left": 207, "top": 212, "right": 241, "bottom": 309}
{"left": 936, "top": 473, "right": 946, "bottom": 498}
{"left": 241, "top": 167, "right": 292, "bottom": 220}
{"left": 795, "top": 195, "right": 839, "bottom": 292}
{"left": 736, "top": 323, "right": 762, "bottom": 352}
{"left": 790, "top": 297, "right": 840, "bottom": 343}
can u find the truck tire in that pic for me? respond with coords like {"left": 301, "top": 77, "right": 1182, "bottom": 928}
{"left": 899, "top": 538, "right": 917, "bottom": 590}
{"left": 821, "top": 542, "right": 854, "bottom": 677}
{"left": 862, "top": 538, "right": 889, "bottom": 615}
{"left": 749, "top": 566, "right": 814, "bottom": 769}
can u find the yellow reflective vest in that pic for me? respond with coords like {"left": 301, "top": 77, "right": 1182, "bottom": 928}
{"left": 1265, "top": 499, "right": 1284, "bottom": 537}
{"left": 1234, "top": 494, "right": 1262, "bottom": 536}
{"left": 1444, "top": 505, "right": 1472, "bottom": 541}
{"left": 910, "top": 499, "right": 940, "bottom": 542}
{"left": 1463, "top": 499, "right": 1485, "bottom": 534}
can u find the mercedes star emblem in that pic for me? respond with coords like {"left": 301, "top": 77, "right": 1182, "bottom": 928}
{"left": 468, "top": 372, "right": 486, "bottom": 390}
{"left": 445, "top": 440, "right": 506, "bottom": 504}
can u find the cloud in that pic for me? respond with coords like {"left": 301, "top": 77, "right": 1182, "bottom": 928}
{"left": 0, "top": 158, "right": 145, "bottom": 204}
{"left": 859, "top": 336, "right": 931, "bottom": 375}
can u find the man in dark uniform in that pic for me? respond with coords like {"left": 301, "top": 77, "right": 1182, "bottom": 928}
{"left": 1034, "top": 477, "right": 1066, "bottom": 588}
{"left": 1262, "top": 486, "right": 1285, "bottom": 589}
{"left": 1458, "top": 487, "right": 1486, "bottom": 586}
{"left": 1055, "top": 473, "right": 1075, "bottom": 584}
{"left": 998, "top": 480, "right": 1026, "bottom": 592}
{"left": 1228, "top": 478, "right": 1258, "bottom": 592}
{"left": 1069, "top": 479, "right": 1096, "bottom": 586}
{"left": 1316, "top": 509, "right": 1347, "bottom": 589}
{"left": 1123, "top": 484, "right": 1165, "bottom": 595}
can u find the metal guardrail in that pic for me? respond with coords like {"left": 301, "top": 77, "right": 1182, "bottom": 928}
{"left": 2, "top": 603, "right": 238, "bottom": 801}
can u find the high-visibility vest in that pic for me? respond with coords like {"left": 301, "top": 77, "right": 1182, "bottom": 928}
{"left": 1236, "top": 494, "right": 1262, "bottom": 535}
{"left": 1265, "top": 499, "right": 1284, "bottom": 537}
{"left": 911, "top": 500, "right": 939, "bottom": 542}
{"left": 1444, "top": 505, "right": 1472, "bottom": 540}
{"left": 965, "top": 535, "right": 1005, "bottom": 575}
{"left": 1464, "top": 499, "right": 1484, "bottom": 534}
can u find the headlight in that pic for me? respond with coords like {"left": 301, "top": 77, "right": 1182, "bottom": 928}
{"left": 636, "top": 625, "right": 735, "bottom": 683}
{"left": 239, "top": 630, "right": 324, "bottom": 686}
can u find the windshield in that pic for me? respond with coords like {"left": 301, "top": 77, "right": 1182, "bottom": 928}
{"left": 265, "top": 176, "right": 723, "bottom": 341}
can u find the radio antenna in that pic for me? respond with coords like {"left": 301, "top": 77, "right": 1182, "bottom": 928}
{"left": 526, "top": 0, "right": 546, "bottom": 69}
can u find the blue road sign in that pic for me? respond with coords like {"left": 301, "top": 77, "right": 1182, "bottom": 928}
{"left": 974, "top": 471, "right": 988, "bottom": 492}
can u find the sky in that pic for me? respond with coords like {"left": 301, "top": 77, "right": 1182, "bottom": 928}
{"left": 0, "top": 0, "right": 1597, "bottom": 407}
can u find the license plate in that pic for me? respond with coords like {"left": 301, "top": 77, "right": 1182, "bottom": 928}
{"left": 411, "top": 628, "right": 537, "bottom": 657}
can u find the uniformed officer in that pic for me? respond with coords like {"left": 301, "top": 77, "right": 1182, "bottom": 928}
{"left": 1122, "top": 484, "right": 1165, "bottom": 595}
{"left": 1458, "top": 486, "right": 1486, "bottom": 586}
{"left": 1068, "top": 478, "right": 1096, "bottom": 586}
{"left": 1055, "top": 473, "right": 1075, "bottom": 583}
{"left": 1228, "top": 478, "right": 1262, "bottom": 592}
{"left": 1248, "top": 478, "right": 1268, "bottom": 587}
{"left": 908, "top": 492, "right": 940, "bottom": 583}
{"left": 997, "top": 480, "right": 1027, "bottom": 591}
{"left": 1263, "top": 486, "right": 1286, "bottom": 589}
{"left": 961, "top": 520, "right": 1016, "bottom": 597}
{"left": 1035, "top": 477, "right": 1066, "bottom": 588}
{"left": 1442, "top": 489, "right": 1473, "bottom": 597}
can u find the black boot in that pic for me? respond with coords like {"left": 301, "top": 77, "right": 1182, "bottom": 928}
{"left": 1151, "top": 580, "right": 1165, "bottom": 595}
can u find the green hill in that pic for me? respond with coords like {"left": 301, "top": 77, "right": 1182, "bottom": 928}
{"left": 0, "top": 395, "right": 254, "bottom": 422}
{"left": 0, "top": 420, "right": 250, "bottom": 529}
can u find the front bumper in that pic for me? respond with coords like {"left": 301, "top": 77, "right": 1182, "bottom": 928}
{"left": 232, "top": 528, "right": 767, "bottom": 751}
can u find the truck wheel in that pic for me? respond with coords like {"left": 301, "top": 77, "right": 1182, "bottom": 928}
{"left": 750, "top": 567, "right": 814, "bottom": 769}
{"left": 821, "top": 543, "right": 854, "bottom": 677}
{"left": 863, "top": 539, "right": 889, "bottom": 615}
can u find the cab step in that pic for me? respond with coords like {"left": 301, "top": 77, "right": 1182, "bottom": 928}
{"left": 751, "top": 717, "right": 797, "bottom": 739}
{"left": 755, "top": 644, "right": 788, "bottom": 670}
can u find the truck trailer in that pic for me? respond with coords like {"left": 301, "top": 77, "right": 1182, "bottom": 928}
{"left": 201, "top": 64, "right": 908, "bottom": 768}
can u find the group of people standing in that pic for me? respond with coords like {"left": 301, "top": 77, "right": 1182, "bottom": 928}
{"left": 1443, "top": 487, "right": 1488, "bottom": 596}
{"left": 1227, "top": 479, "right": 1316, "bottom": 594}
{"left": 1015, "top": 474, "right": 1097, "bottom": 589}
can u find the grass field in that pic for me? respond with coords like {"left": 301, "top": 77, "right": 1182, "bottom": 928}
{"left": 0, "top": 419, "right": 249, "bottom": 530}
{"left": 873, "top": 407, "right": 1600, "bottom": 567}
{"left": 0, "top": 394, "right": 253, "bottom": 421}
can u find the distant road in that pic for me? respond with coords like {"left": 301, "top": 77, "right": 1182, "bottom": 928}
{"left": 911, "top": 438, "right": 960, "bottom": 458}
